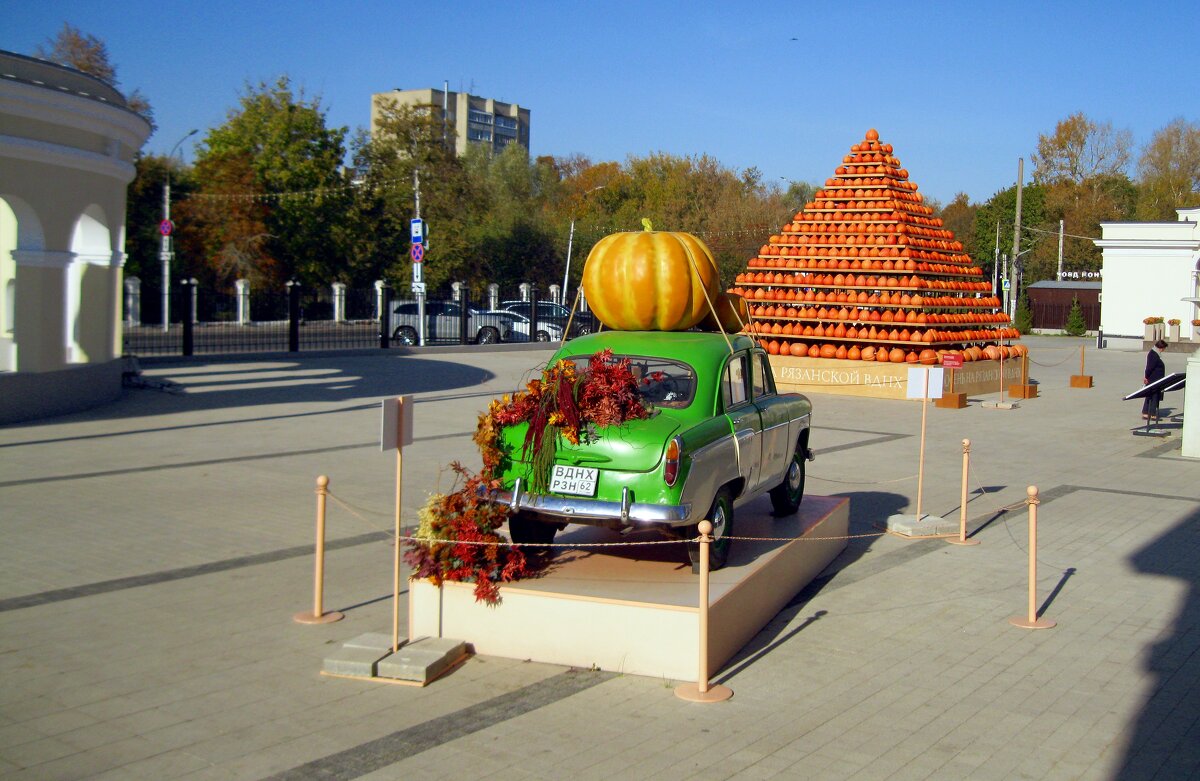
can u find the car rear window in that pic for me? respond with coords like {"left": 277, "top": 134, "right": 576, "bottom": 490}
{"left": 563, "top": 354, "right": 696, "bottom": 409}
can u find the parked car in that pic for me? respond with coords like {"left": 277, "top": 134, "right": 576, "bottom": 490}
{"left": 483, "top": 310, "right": 563, "bottom": 342}
{"left": 499, "top": 300, "right": 595, "bottom": 338}
{"left": 390, "top": 300, "right": 515, "bottom": 345}
{"left": 485, "top": 330, "right": 814, "bottom": 570}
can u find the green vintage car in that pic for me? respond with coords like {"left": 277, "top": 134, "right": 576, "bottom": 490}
{"left": 489, "top": 330, "right": 814, "bottom": 570}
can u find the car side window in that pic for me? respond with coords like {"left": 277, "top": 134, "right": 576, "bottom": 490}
{"left": 721, "top": 354, "right": 750, "bottom": 410}
{"left": 752, "top": 351, "right": 775, "bottom": 399}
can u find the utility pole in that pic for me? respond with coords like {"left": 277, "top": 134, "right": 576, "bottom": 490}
{"left": 161, "top": 129, "right": 198, "bottom": 332}
{"left": 1010, "top": 158, "right": 1024, "bottom": 319}
{"left": 413, "top": 168, "right": 426, "bottom": 346}
{"left": 1056, "top": 219, "right": 1064, "bottom": 280}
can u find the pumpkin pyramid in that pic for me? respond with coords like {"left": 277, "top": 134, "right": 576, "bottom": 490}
{"left": 730, "top": 129, "right": 1021, "bottom": 365}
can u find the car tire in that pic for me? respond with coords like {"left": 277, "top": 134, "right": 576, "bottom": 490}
{"left": 686, "top": 488, "right": 734, "bottom": 573}
{"left": 508, "top": 513, "right": 557, "bottom": 553}
{"left": 769, "top": 436, "right": 807, "bottom": 516}
{"left": 392, "top": 326, "right": 418, "bottom": 345}
{"left": 535, "top": 330, "right": 551, "bottom": 342}
{"left": 476, "top": 327, "right": 500, "bottom": 345}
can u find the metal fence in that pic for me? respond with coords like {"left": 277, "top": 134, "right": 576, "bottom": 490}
{"left": 122, "top": 280, "right": 600, "bottom": 357}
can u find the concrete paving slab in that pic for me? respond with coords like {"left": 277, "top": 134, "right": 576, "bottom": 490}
{"left": 0, "top": 338, "right": 1196, "bottom": 780}
{"left": 375, "top": 637, "right": 467, "bottom": 683}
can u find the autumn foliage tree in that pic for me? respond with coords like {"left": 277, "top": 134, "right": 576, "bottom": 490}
{"left": 181, "top": 78, "right": 349, "bottom": 288}
{"left": 1136, "top": 118, "right": 1200, "bottom": 220}
{"left": 37, "top": 22, "right": 155, "bottom": 133}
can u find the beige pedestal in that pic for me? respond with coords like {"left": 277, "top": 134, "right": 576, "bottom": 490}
{"left": 409, "top": 494, "right": 849, "bottom": 681}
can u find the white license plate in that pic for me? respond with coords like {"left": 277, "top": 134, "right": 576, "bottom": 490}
{"left": 549, "top": 465, "right": 598, "bottom": 496}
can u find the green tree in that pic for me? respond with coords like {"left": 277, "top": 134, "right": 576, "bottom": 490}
{"left": 938, "top": 192, "right": 977, "bottom": 256}
{"left": 185, "top": 77, "right": 348, "bottom": 288}
{"left": 1014, "top": 293, "right": 1033, "bottom": 334}
{"left": 125, "top": 154, "right": 194, "bottom": 289}
{"left": 1136, "top": 117, "right": 1200, "bottom": 220}
{"left": 970, "top": 184, "right": 1048, "bottom": 281}
{"left": 1064, "top": 297, "right": 1087, "bottom": 336}
{"left": 36, "top": 22, "right": 155, "bottom": 133}
{"left": 355, "top": 98, "right": 483, "bottom": 291}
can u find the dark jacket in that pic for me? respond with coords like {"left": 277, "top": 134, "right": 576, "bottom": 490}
{"left": 1145, "top": 349, "right": 1165, "bottom": 384}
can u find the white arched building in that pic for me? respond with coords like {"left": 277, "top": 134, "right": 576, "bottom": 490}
{"left": 0, "top": 50, "right": 152, "bottom": 422}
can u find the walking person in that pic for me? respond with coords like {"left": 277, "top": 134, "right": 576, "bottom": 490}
{"left": 1142, "top": 339, "right": 1167, "bottom": 422}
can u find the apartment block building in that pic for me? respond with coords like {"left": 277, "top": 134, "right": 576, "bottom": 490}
{"left": 371, "top": 87, "right": 530, "bottom": 156}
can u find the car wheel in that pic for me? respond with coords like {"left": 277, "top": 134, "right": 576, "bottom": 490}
{"left": 393, "top": 326, "right": 418, "bottom": 345}
{"left": 535, "top": 330, "right": 551, "bottom": 342}
{"left": 686, "top": 488, "right": 734, "bottom": 572}
{"left": 769, "top": 436, "right": 807, "bottom": 516}
{"left": 476, "top": 327, "right": 500, "bottom": 345}
{"left": 508, "top": 513, "right": 557, "bottom": 555}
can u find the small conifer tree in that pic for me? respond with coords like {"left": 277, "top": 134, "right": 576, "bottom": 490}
{"left": 1064, "top": 296, "right": 1087, "bottom": 336}
{"left": 1014, "top": 294, "right": 1034, "bottom": 334}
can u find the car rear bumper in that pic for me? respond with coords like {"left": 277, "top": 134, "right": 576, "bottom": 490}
{"left": 485, "top": 478, "right": 693, "bottom": 527}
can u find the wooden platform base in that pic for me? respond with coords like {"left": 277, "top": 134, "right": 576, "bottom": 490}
{"left": 409, "top": 494, "right": 849, "bottom": 681}
{"left": 935, "top": 391, "right": 967, "bottom": 409}
{"left": 1070, "top": 375, "right": 1094, "bottom": 388}
{"left": 1008, "top": 384, "right": 1038, "bottom": 399}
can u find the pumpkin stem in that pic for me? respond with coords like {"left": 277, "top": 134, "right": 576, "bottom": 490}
{"left": 641, "top": 218, "right": 653, "bottom": 232}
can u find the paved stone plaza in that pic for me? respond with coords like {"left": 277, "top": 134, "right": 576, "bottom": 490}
{"left": 1, "top": 336, "right": 1196, "bottom": 780}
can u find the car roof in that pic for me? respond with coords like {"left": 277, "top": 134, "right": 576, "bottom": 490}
{"left": 553, "top": 330, "right": 753, "bottom": 375}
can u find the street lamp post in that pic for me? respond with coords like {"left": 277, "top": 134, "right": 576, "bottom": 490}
{"left": 161, "top": 129, "right": 198, "bottom": 332}
{"left": 561, "top": 184, "right": 606, "bottom": 307}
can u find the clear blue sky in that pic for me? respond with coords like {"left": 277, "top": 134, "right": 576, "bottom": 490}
{"left": 4, "top": 0, "right": 1191, "bottom": 207}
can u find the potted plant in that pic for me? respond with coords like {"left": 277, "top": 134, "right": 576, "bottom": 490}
{"left": 1167, "top": 318, "right": 1181, "bottom": 341}
{"left": 1143, "top": 317, "right": 1164, "bottom": 341}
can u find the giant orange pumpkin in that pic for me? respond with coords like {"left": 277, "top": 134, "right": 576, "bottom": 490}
{"left": 582, "top": 230, "right": 720, "bottom": 331}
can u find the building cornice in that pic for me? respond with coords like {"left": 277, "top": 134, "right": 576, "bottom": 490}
{"left": 0, "top": 133, "right": 137, "bottom": 183}
{"left": 0, "top": 79, "right": 151, "bottom": 153}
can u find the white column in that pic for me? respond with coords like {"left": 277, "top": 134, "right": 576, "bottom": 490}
{"left": 124, "top": 276, "right": 141, "bottom": 326}
{"left": 1183, "top": 350, "right": 1200, "bottom": 459}
{"left": 235, "top": 279, "right": 251, "bottom": 325}
{"left": 332, "top": 282, "right": 346, "bottom": 323}
{"left": 374, "top": 280, "right": 385, "bottom": 322}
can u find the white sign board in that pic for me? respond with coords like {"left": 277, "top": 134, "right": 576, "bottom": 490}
{"left": 380, "top": 395, "right": 414, "bottom": 451}
{"left": 412, "top": 262, "right": 423, "bottom": 283}
{"left": 410, "top": 218, "right": 425, "bottom": 244}
{"left": 906, "top": 367, "right": 945, "bottom": 400}
{"left": 410, "top": 281, "right": 426, "bottom": 294}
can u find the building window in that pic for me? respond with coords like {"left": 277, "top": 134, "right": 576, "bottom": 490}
{"left": 468, "top": 127, "right": 492, "bottom": 142}
{"left": 468, "top": 109, "right": 493, "bottom": 125}
{"left": 495, "top": 115, "right": 518, "bottom": 130}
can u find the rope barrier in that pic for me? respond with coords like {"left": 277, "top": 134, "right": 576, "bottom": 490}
{"left": 1028, "top": 352, "right": 1078, "bottom": 368}
{"left": 810, "top": 473, "right": 916, "bottom": 485}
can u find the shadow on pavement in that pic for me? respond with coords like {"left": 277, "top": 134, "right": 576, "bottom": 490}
{"left": 1117, "top": 506, "right": 1200, "bottom": 779}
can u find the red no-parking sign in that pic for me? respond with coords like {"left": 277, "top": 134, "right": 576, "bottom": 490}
{"left": 159, "top": 219, "right": 174, "bottom": 236}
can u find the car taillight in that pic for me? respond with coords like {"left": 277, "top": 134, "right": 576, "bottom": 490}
{"left": 664, "top": 436, "right": 682, "bottom": 487}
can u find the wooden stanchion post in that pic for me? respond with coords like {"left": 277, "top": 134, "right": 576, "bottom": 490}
{"left": 294, "top": 475, "right": 344, "bottom": 624}
{"left": 915, "top": 368, "right": 929, "bottom": 520}
{"left": 675, "top": 521, "right": 732, "bottom": 703}
{"left": 948, "top": 439, "right": 979, "bottom": 546}
{"left": 1070, "top": 345, "right": 1094, "bottom": 388}
{"left": 1009, "top": 486, "right": 1056, "bottom": 630}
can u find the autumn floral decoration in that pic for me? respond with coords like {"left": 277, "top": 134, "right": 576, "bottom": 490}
{"left": 478, "top": 348, "right": 652, "bottom": 493}
{"left": 404, "top": 348, "right": 651, "bottom": 605}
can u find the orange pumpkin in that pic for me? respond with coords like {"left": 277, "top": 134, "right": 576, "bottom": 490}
{"left": 582, "top": 230, "right": 720, "bottom": 331}
{"left": 889, "top": 347, "right": 906, "bottom": 362}
{"left": 919, "top": 349, "right": 937, "bottom": 365}
{"left": 820, "top": 344, "right": 837, "bottom": 359}
{"left": 861, "top": 346, "right": 876, "bottom": 361}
